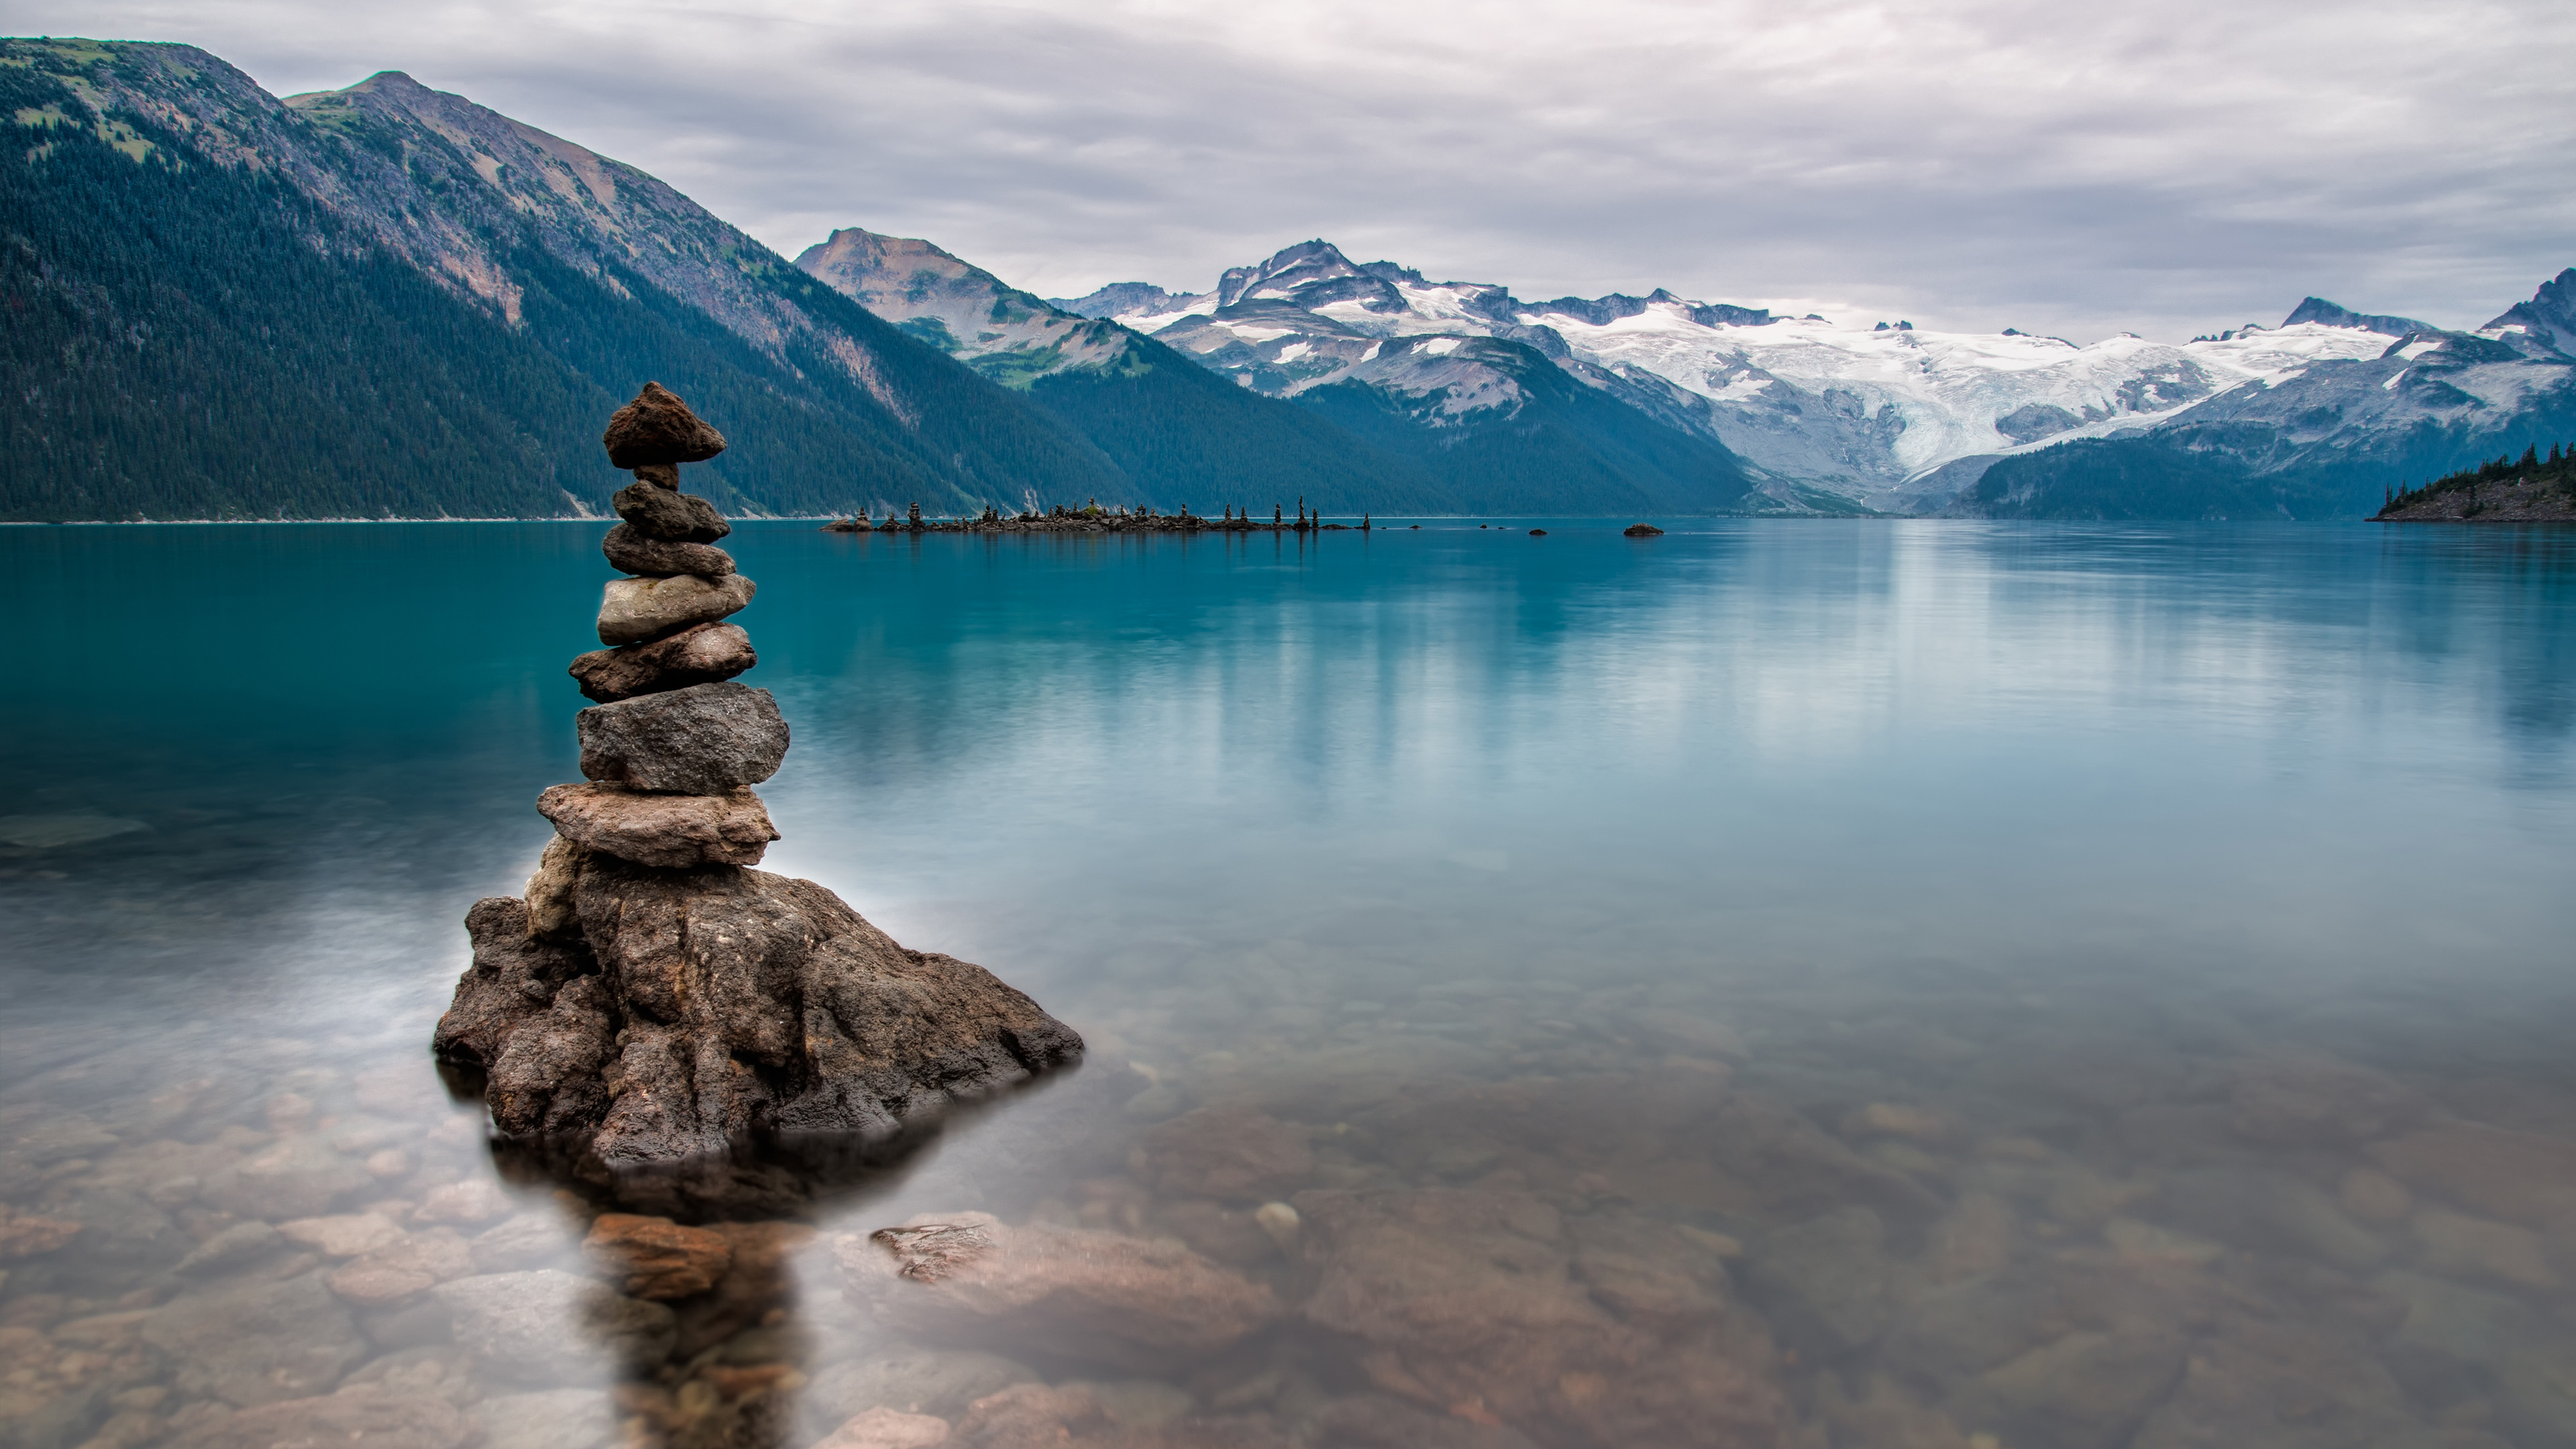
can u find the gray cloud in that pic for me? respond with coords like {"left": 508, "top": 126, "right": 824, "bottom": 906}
{"left": 9, "top": 0, "right": 2571, "bottom": 339}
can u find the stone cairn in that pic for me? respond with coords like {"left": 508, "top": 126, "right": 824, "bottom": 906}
{"left": 434, "top": 383, "right": 1083, "bottom": 1168}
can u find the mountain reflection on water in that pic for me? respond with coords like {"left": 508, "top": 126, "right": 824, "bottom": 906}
{"left": 4, "top": 519, "right": 2574, "bottom": 1449}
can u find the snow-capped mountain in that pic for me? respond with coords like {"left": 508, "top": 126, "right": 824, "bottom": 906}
{"left": 1053, "top": 239, "right": 2457, "bottom": 513}
{"left": 1957, "top": 272, "right": 2576, "bottom": 519}
{"left": 804, "top": 229, "right": 1764, "bottom": 516}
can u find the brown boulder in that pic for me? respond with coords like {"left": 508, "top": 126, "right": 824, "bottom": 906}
{"left": 837, "top": 1211, "right": 1280, "bottom": 1367}
{"left": 1141, "top": 1105, "right": 1314, "bottom": 1201}
{"left": 569, "top": 623, "right": 757, "bottom": 704}
{"left": 582, "top": 1212, "right": 733, "bottom": 1299}
{"left": 1622, "top": 523, "right": 1665, "bottom": 537}
{"left": 434, "top": 861, "right": 1083, "bottom": 1166}
{"left": 596, "top": 573, "right": 755, "bottom": 647}
{"left": 602, "top": 522, "right": 735, "bottom": 578}
{"left": 604, "top": 382, "right": 727, "bottom": 468}
{"left": 535, "top": 783, "right": 778, "bottom": 869}
{"left": 612, "top": 482, "right": 731, "bottom": 543}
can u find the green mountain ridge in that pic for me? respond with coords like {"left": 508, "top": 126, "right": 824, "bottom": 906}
{"left": 2, "top": 41, "right": 1761, "bottom": 522}
{"left": 1, "top": 40, "right": 1139, "bottom": 521}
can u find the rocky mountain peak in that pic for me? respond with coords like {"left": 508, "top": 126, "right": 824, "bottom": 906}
{"left": 2281, "top": 297, "right": 2436, "bottom": 335}
{"left": 2481, "top": 267, "right": 2576, "bottom": 358}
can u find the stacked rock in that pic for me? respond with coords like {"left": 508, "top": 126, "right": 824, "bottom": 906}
{"left": 547, "top": 383, "right": 781, "bottom": 875}
{"left": 433, "top": 384, "right": 1082, "bottom": 1172}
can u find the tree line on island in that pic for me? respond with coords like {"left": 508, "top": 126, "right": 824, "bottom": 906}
{"left": 2375, "top": 444, "right": 2576, "bottom": 521}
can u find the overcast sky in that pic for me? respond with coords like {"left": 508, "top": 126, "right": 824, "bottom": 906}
{"left": 9, "top": 0, "right": 2573, "bottom": 340}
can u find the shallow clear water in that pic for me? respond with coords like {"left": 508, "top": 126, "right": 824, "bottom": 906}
{"left": 5, "top": 519, "right": 2575, "bottom": 1449}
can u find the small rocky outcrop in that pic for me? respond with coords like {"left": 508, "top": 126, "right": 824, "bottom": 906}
{"left": 434, "top": 383, "right": 1082, "bottom": 1167}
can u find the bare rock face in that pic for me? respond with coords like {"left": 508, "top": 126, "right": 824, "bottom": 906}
{"left": 604, "top": 381, "right": 729, "bottom": 468}
{"left": 613, "top": 481, "right": 731, "bottom": 543}
{"left": 836, "top": 1210, "right": 1280, "bottom": 1368}
{"left": 537, "top": 782, "right": 778, "bottom": 869}
{"left": 603, "top": 521, "right": 735, "bottom": 578}
{"left": 435, "top": 859, "right": 1084, "bottom": 1166}
{"left": 598, "top": 573, "right": 755, "bottom": 647}
{"left": 569, "top": 623, "right": 757, "bottom": 704}
{"left": 578, "top": 682, "right": 788, "bottom": 794}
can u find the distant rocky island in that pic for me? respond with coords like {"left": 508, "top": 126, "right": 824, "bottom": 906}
{"left": 825, "top": 500, "right": 1373, "bottom": 534}
{"left": 2375, "top": 445, "right": 2576, "bottom": 521}
{"left": 433, "top": 384, "right": 1082, "bottom": 1169}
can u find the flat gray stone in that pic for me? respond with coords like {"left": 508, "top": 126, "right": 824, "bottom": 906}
{"left": 578, "top": 682, "right": 788, "bottom": 794}
{"left": 596, "top": 574, "right": 754, "bottom": 647}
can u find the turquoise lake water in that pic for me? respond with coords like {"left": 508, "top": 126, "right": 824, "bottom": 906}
{"left": 5, "top": 519, "right": 2575, "bottom": 1449}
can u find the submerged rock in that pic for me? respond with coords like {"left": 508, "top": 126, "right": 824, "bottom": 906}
{"left": 433, "top": 1269, "right": 676, "bottom": 1383}
{"left": 602, "top": 522, "right": 735, "bottom": 578}
{"left": 143, "top": 1275, "right": 366, "bottom": 1406}
{"left": 535, "top": 782, "right": 778, "bottom": 869}
{"left": 1141, "top": 1105, "right": 1314, "bottom": 1201}
{"left": 568, "top": 622, "right": 757, "bottom": 704}
{"left": 837, "top": 1210, "right": 1279, "bottom": 1368}
{"left": 576, "top": 682, "right": 788, "bottom": 794}
{"left": 435, "top": 866, "right": 1083, "bottom": 1166}
{"left": 1293, "top": 1187, "right": 1792, "bottom": 1448}
{"left": 178, "top": 1387, "right": 478, "bottom": 1449}
{"left": 596, "top": 572, "right": 755, "bottom": 647}
{"left": 804, "top": 1348, "right": 1038, "bottom": 1426}
{"left": 817, "top": 1406, "right": 955, "bottom": 1449}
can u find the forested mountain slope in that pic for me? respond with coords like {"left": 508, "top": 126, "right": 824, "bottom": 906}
{"left": 0, "top": 41, "right": 1122, "bottom": 521}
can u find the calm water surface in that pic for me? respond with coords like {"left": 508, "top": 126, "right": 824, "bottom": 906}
{"left": 5, "top": 519, "right": 2575, "bottom": 1449}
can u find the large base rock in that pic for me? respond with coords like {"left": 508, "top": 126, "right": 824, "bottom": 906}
{"left": 433, "top": 861, "right": 1083, "bottom": 1166}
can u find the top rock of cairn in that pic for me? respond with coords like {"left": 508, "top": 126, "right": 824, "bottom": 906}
{"left": 432, "top": 383, "right": 1082, "bottom": 1172}
{"left": 604, "top": 381, "right": 729, "bottom": 471}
